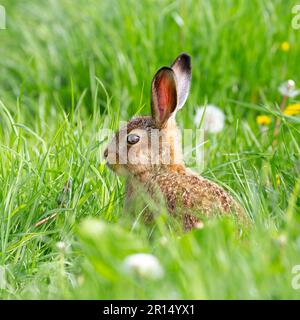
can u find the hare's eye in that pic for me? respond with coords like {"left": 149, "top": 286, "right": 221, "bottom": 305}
{"left": 127, "top": 134, "right": 140, "bottom": 145}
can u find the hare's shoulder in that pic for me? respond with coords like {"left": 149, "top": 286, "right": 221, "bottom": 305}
{"left": 151, "top": 170, "right": 226, "bottom": 195}
{"left": 150, "top": 170, "right": 237, "bottom": 213}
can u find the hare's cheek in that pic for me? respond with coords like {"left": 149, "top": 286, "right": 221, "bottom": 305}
{"left": 127, "top": 146, "right": 141, "bottom": 165}
{"left": 113, "top": 143, "right": 127, "bottom": 165}
{"left": 129, "top": 143, "right": 152, "bottom": 166}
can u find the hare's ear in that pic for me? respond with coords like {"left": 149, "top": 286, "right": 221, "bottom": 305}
{"left": 171, "top": 53, "right": 191, "bottom": 110}
{"left": 151, "top": 67, "right": 177, "bottom": 128}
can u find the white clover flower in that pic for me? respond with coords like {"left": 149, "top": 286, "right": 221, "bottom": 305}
{"left": 159, "top": 236, "right": 168, "bottom": 246}
{"left": 80, "top": 219, "right": 105, "bottom": 237}
{"left": 195, "top": 221, "right": 204, "bottom": 229}
{"left": 194, "top": 104, "right": 225, "bottom": 133}
{"left": 56, "top": 241, "right": 66, "bottom": 251}
{"left": 123, "top": 253, "right": 164, "bottom": 280}
{"left": 278, "top": 80, "right": 300, "bottom": 98}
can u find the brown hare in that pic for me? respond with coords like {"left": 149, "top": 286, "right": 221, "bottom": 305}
{"left": 104, "top": 53, "right": 246, "bottom": 231}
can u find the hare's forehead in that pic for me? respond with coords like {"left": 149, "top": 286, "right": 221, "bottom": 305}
{"left": 127, "top": 116, "right": 156, "bottom": 130}
{"left": 117, "top": 116, "right": 156, "bottom": 135}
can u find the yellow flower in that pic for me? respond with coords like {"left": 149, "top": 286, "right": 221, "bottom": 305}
{"left": 283, "top": 103, "right": 300, "bottom": 116}
{"left": 276, "top": 174, "right": 281, "bottom": 186}
{"left": 281, "top": 41, "right": 290, "bottom": 52}
{"left": 256, "top": 115, "right": 271, "bottom": 125}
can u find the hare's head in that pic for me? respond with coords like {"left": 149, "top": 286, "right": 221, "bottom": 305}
{"left": 104, "top": 53, "right": 191, "bottom": 179}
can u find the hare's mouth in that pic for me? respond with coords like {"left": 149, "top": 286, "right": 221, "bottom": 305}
{"left": 105, "top": 162, "right": 126, "bottom": 175}
{"left": 105, "top": 161, "right": 115, "bottom": 170}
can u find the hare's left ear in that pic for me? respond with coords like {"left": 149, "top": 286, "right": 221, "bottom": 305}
{"left": 151, "top": 67, "right": 178, "bottom": 128}
{"left": 171, "top": 53, "right": 191, "bottom": 110}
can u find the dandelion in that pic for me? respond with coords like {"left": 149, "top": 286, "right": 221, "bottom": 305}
{"left": 278, "top": 80, "right": 300, "bottom": 98}
{"left": 257, "top": 115, "right": 271, "bottom": 135}
{"left": 280, "top": 41, "right": 290, "bottom": 52}
{"left": 276, "top": 174, "right": 281, "bottom": 186}
{"left": 123, "top": 253, "right": 164, "bottom": 280}
{"left": 194, "top": 104, "right": 225, "bottom": 133}
{"left": 274, "top": 80, "right": 300, "bottom": 146}
{"left": 256, "top": 115, "right": 271, "bottom": 126}
{"left": 284, "top": 103, "right": 300, "bottom": 116}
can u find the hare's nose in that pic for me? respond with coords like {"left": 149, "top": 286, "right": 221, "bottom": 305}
{"left": 103, "top": 148, "right": 108, "bottom": 158}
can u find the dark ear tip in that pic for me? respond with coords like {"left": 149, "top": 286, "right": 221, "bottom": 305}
{"left": 154, "top": 66, "right": 174, "bottom": 76}
{"left": 172, "top": 53, "right": 191, "bottom": 71}
{"left": 178, "top": 52, "right": 191, "bottom": 63}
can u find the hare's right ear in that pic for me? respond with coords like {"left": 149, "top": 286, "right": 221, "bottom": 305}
{"left": 151, "top": 67, "right": 177, "bottom": 128}
{"left": 171, "top": 53, "right": 191, "bottom": 110}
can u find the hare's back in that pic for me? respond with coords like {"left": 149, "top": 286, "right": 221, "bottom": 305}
{"left": 150, "top": 171, "right": 239, "bottom": 216}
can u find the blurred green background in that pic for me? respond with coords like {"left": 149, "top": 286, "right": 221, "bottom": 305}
{"left": 0, "top": 0, "right": 299, "bottom": 299}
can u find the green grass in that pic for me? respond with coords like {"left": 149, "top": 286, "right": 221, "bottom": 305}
{"left": 0, "top": 0, "right": 300, "bottom": 299}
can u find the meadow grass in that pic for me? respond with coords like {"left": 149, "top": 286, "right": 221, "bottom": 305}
{"left": 0, "top": 0, "right": 300, "bottom": 299}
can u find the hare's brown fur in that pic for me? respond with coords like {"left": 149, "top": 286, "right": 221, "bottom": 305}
{"left": 110, "top": 116, "right": 245, "bottom": 230}
{"left": 104, "top": 54, "right": 247, "bottom": 231}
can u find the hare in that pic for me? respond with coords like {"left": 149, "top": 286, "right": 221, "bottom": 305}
{"left": 104, "top": 53, "right": 246, "bottom": 231}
